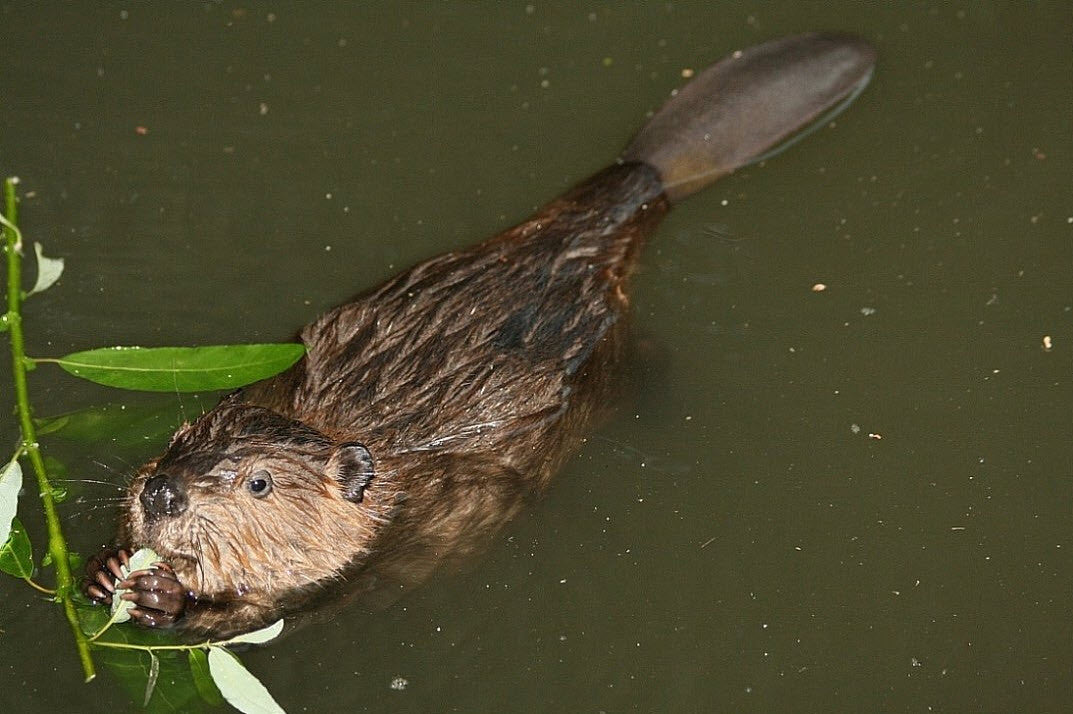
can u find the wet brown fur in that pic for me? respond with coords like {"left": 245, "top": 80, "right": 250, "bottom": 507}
{"left": 99, "top": 33, "right": 877, "bottom": 636}
{"left": 122, "top": 163, "right": 670, "bottom": 634}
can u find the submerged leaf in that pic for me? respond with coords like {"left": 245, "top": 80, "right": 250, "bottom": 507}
{"left": 27, "top": 241, "right": 64, "bottom": 296}
{"left": 51, "top": 344, "right": 305, "bottom": 392}
{"left": 208, "top": 647, "right": 286, "bottom": 714}
{"left": 145, "top": 651, "right": 161, "bottom": 707}
{"left": 0, "top": 454, "right": 22, "bottom": 547}
{"left": 188, "top": 648, "right": 224, "bottom": 707}
{"left": 93, "top": 638, "right": 202, "bottom": 713}
{"left": 221, "top": 619, "right": 285, "bottom": 646}
{"left": 36, "top": 401, "right": 188, "bottom": 448}
{"left": 111, "top": 547, "right": 161, "bottom": 623}
{"left": 42, "top": 549, "right": 83, "bottom": 571}
{"left": 0, "top": 517, "right": 33, "bottom": 579}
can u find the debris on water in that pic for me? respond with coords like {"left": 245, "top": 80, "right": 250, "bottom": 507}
{"left": 850, "top": 424, "right": 882, "bottom": 440}
{"left": 1042, "top": 335, "right": 1053, "bottom": 351}
{"left": 811, "top": 283, "right": 827, "bottom": 292}
{"left": 860, "top": 306, "right": 876, "bottom": 316}
{"left": 390, "top": 676, "right": 408, "bottom": 691}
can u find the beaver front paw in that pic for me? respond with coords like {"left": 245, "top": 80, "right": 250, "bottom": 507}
{"left": 118, "top": 562, "right": 187, "bottom": 628}
{"left": 83, "top": 547, "right": 132, "bottom": 605}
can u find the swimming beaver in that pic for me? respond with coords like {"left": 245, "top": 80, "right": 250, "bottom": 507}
{"left": 85, "top": 33, "right": 876, "bottom": 636}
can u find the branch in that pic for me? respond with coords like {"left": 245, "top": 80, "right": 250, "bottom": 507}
{"left": 2, "top": 177, "right": 96, "bottom": 681}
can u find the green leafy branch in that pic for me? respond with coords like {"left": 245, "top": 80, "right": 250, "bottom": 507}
{"left": 1, "top": 178, "right": 93, "bottom": 678}
{"left": 1, "top": 176, "right": 299, "bottom": 712}
{"left": 85, "top": 552, "right": 287, "bottom": 713}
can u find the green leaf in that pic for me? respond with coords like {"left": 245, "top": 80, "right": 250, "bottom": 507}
{"left": 207, "top": 647, "right": 286, "bottom": 714}
{"left": 34, "top": 414, "right": 68, "bottom": 435}
{"left": 0, "top": 453, "right": 22, "bottom": 547}
{"left": 36, "top": 401, "right": 188, "bottom": 448}
{"left": 188, "top": 649, "right": 224, "bottom": 707}
{"left": 0, "top": 516, "right": 33, "bottom": 578}
{"left": 220, "top": 619, "right": 284, "bottom": 646}
{"left": 50, "top": 343, "right": 305, "bottom": 393}
{"left": 43, "top": 455, "right": 68, "bottom": 479}
{"left": 112, "top": 547, "right": 161, "bottom": 623}
{"left": 75, "top": 598, "right": 171, "bottom": 647}
{"left": 43, "top": 550, "right": 83, "bottom": 571}
{"left": 27, "top": 241, "right": 64, "bottom": 296}
{"left": 93, "top": 638, "right": 204, "bottom": 713}
{"left": 74, "top": 596, "right": 112, "bottom": 631}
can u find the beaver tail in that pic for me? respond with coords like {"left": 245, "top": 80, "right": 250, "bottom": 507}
{"left": 622, "top": 32, "right": 876, "bottom": 202}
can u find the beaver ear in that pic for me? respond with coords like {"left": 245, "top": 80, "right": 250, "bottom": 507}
{"left": 326, "top": 442, "right": 375, "bottom": 503}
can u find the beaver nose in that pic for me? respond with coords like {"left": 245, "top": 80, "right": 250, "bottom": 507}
{"left": 140, "top": 474, "right": 187, "bottom": 518}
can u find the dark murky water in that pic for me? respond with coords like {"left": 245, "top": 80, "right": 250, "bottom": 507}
{"left": 1, "top": 3, "right": 1070, "bottom": 712}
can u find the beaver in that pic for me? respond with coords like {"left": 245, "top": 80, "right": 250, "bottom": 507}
{"left": 85, "top": 33, "right": 876, "bottom": 636}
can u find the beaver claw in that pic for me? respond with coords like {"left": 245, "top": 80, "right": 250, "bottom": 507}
{"left": 118, "top": 563, "right": 187, "bottom": 628}
{"left": 83, "top": 548, "right": 187, "bottom": 627}
{"left": 83, "top": 547, "right": 131, "bottom": 604}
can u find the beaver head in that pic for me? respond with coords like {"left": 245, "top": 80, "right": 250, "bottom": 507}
{"left": 125, "top": 400, "right": 383, "bottom": 604}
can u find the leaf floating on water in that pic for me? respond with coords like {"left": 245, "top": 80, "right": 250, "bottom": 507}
{"left": 111, "top": 547, "right": 161, "bottom": 623}
{"left": 0, "top": 517, "right": 33, "bottom": 579}
{"left": 0, "top": 454, "right": 22, "bottom": 547}
{"left": 223, "top": 619, "right": 285, "bottom": 646}
{"left": 27, "top": 241, "right": 64, "bottom": 296}
{"left": 208, "top": 647, "right": 287, "bottom": 714}
{"left": 50, "top": 343, "right": 306, "bottom": 393}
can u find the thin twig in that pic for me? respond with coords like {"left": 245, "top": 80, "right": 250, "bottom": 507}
{"left": 23, "top": 576, "right": 57, "bottom": 595}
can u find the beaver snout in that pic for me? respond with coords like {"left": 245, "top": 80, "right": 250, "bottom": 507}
{"left": 140, "top": 474, "right": 188, "bottom": 519}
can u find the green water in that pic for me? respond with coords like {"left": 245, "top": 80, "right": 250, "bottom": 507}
{"left": 1, "top": 3, "right": 1070, "bottom": 712}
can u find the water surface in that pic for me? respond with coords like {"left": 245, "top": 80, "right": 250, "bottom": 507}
{"left": 1, "top": 3, "right": 1070, "bottom": 712}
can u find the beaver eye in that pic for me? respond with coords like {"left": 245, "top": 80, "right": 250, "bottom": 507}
{"left": 247, "top": 470, "right": 273, "bottom": 497}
